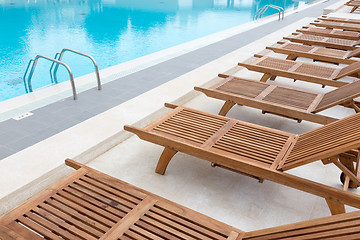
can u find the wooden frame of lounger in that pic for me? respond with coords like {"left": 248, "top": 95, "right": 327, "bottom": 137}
{"left": 318, "top": 16, "right": 360, "bottom": 25}
{"left": 0, "top": 159, "right": 244, "bottom": 240}
{"left": 125, "top": 104, "right": 360, "bottom": 215}
{"left": 267, "top": 41, "right": 360, "bottom": 65}
{"left": 311, "top": 20, "right": 360, "bottom": 32}
{"left": 194, "top": 74, "right": 360, "bottom": 124}
{"left": 243, "top": 210, "right": 360, "bottom": 239}
{"left": 237, "top": 55, "right": 360, "bottom": 87}
{"left": 297, "top": 26, "right": 360, "bottom": 40}
{"left": 284, "top": 33, "right": 360, "bottom": 51}
{"left": 345, "top": 2, "right": 360, "bottom": 13}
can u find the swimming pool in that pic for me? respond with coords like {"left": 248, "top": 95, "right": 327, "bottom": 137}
{"left": 0, "top": 0, "right": 312, "bottom": 102}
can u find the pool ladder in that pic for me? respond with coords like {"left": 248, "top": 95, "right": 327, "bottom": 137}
{"left": 23, "top": 48, "right": 101, "bottom": 100}
{"left": 254, "top": 5, "right": 284, "bottom": 21}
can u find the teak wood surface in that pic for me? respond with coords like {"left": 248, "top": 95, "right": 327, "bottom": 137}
{"left": 243, "top": 210, "right": 360, "bottom": 239}
{"left": 124, "top": 104, "right": 360, "bottom": 215}
{"left": 284, "top": 33, "right": 360, "bottom": 51}
{"left": 297, "top": 26, "right": 360, "bottom": 40}
{"left": 195, "top": 74, "right": 360, "bottom": 124}
{"left": 311, "top": 20, "right": 360, "bottom": 31}
{"left": 267, "top": 42, "right": 360, "bottom": 65}
{"left": 238, "top": 55, "right": 360, "bottom": 87}
{"left": 0, "top": 159, "right": 244, "bottom": 240}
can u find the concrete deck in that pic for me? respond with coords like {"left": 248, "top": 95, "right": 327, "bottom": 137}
{"left": 1, "top": 0, "right": 360, "bottom": 233}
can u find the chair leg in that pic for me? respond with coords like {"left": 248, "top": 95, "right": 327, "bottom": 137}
{"left": 155, "top": 147, "right": 177, "bottom": 175}
{"left": 218, "top": 100, "right": 236, "bottom": 116}
{"left": 286, "top": 54, "right": 297, "bottom": 61}
{"left": 325, "top": 198, "right": 345, "bottom": 215}
{"left": 270, "top": 75, "right": 276, "bottom": 81}
{"left": 351, "top": 6, "right": 357, "bottom": 13}
{"left": 260, "top": 73, "right": 271, "bottom": 82}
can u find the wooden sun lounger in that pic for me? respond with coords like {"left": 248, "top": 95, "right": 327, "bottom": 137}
{"left": 194, "top": 74, "right": 360, "bottom": 124}
{"left": 297, "top": 27, "right": 360, "bottom": 40}
{"left": 284, "top": 33, "right": 360, "bottom": 51}
{"left": 311, "top": 20, "right": 360, "bottom": 32}
{"left": 243, "top": 210, "right": 360, "bottom": 239}
{"left": 237, "top": 56, "right": 360, "bottom": 87}
{"left": 345, "top": 1, "right": 360, "bottom": 13}
{"left": 318, "top": 16, "right": 360, "bottom": 24}
{"left": 125, "top": 104, "right": 360, "bottom": 215}
{"left": 0, "top": 159, "right": 244, "bottom": 240}
{"left": 267, "top": 42, "right": 360, "bottom": 64}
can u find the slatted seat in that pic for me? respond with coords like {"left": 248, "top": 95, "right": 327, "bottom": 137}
{"left": 0, "top": 159, "right": 244, "bottom": 240}
{"left": 284, "top": 33, "right": 360, "bottom": 50}
{"left": 237, "top": 56, "right": 360, "bottom": 87}
{"left": 243, "top": 210, "right": 360, "bottom": 239}
{"left": 312, "top": 20, "right": 360, "bottom": 32}
{"left": 267, "top": 42, "right": 360, "bottom": 64}
{"left": 194, "top": 74, "right": 360, "bottom": 124}
{"left": 318, "top": 16, "right": 360, "bottom": 24}
{"left": 125, "top": 104, "right": 360, "bottom": 215}
{"left": 297, "top": 27, "right": 360, "bottom": 40}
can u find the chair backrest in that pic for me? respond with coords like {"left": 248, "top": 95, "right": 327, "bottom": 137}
{"left": 280, "top": 112, "right": 360, "bottom": 171}
{"left": 335, "top": 60, "right": 360, "bottom": 79}
{"left": 347, "top": 47, "right": 360, "bottom": 58}
{"left": 243, "top": 210, "right": 360, "bottom": 239}
{"left": 314, "top": 79, "right": 360, "bottom": 112}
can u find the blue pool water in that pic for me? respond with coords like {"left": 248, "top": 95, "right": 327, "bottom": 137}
{"left": 0, "top": 0, "right": 311, "bottom": 102}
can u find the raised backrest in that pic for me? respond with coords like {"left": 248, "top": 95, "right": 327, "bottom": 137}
{"left": 243, "top": 210, "right": 360, "bottom": 239}
{"left": 335, "top": 60, "right": 360, "bottom": 79}
{"left": 281, "top": 112, "right": 360, "bottom": 171}
{"left": 314, "top": 79, "right": 360, "bottom": 112}
{"left": 347, "top": 47, "right": 360, "bottom": 58}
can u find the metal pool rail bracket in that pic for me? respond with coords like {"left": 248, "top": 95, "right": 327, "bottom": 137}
{"left": 51, "top": 48, "right": 102, "bottom": 91}
{"left": 24, "top": 55, "right": 78, "bottom": 100}
{"left": 254, "top": 5, "right": 284, "bottom": 21}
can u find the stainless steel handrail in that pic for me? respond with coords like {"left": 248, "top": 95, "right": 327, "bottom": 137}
{"left": 52, "top": 48, "right": 101, "bottom": 90}
{"left": 23, "top": 59, "right": 34, "bottom": 93}
{"left": 27, "top": 55, "right": 77, "bottom": 100}
{"left": 254, "top": 5, "right": 284, "bottom": 21}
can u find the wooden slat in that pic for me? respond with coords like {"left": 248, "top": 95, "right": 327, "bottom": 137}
{"left": 99, "top": 196, "right": 157, "bottom": 240}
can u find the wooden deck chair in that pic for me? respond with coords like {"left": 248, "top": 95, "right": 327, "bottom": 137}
{"left": 267, "top": 42, "right": 360, "bottom": 64}
{"left": 237, "top": 56, "right": 360, "bottom": 87}
{"left": 243, "top": 210, "right": 360, "bottom": 239}
{"left": 0, "top": 159, "right": 244, "bottom": 240}
{"left": 345, "top": 1, "right": 360, "bottom": 13}
{"left": 311, "top": 20, "right": 360, "bottom": 32}
{"left": 284, "top": 33, "right": 360, "bottom": 51}
{"left": 318, "top": 16, "right": 360, "bottom": 24}
{"left": 125, "top": 104, "right": 360, "bottom": 215}
{"left": 297, "top": 27, "right": 360, "bottom": 40}
{"left": 194, "top": 74, "right": 360, "bottom": 124}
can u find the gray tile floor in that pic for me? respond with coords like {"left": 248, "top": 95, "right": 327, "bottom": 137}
{"left": 0, "top": 0, "right": 337, "bottom": 160}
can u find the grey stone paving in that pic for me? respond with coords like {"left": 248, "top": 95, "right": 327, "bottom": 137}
{"left": 0, "top": 0, "right": 337, "bottom": 160}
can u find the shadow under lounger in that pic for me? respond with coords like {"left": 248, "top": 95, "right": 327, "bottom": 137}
{"left": 125, "top": 104, "right": 360, "bottom": 215}
{"left": 237, "top": 56, "right": 360, "bottom": 87}
{"left": 267, "top": 42, "right": 360, "bottom": 65}
{"left": 195, "top": 75, "right": 360, "bottom": 124}
{"left": 0, "top": 159, "right": 244, "bottom": 240}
